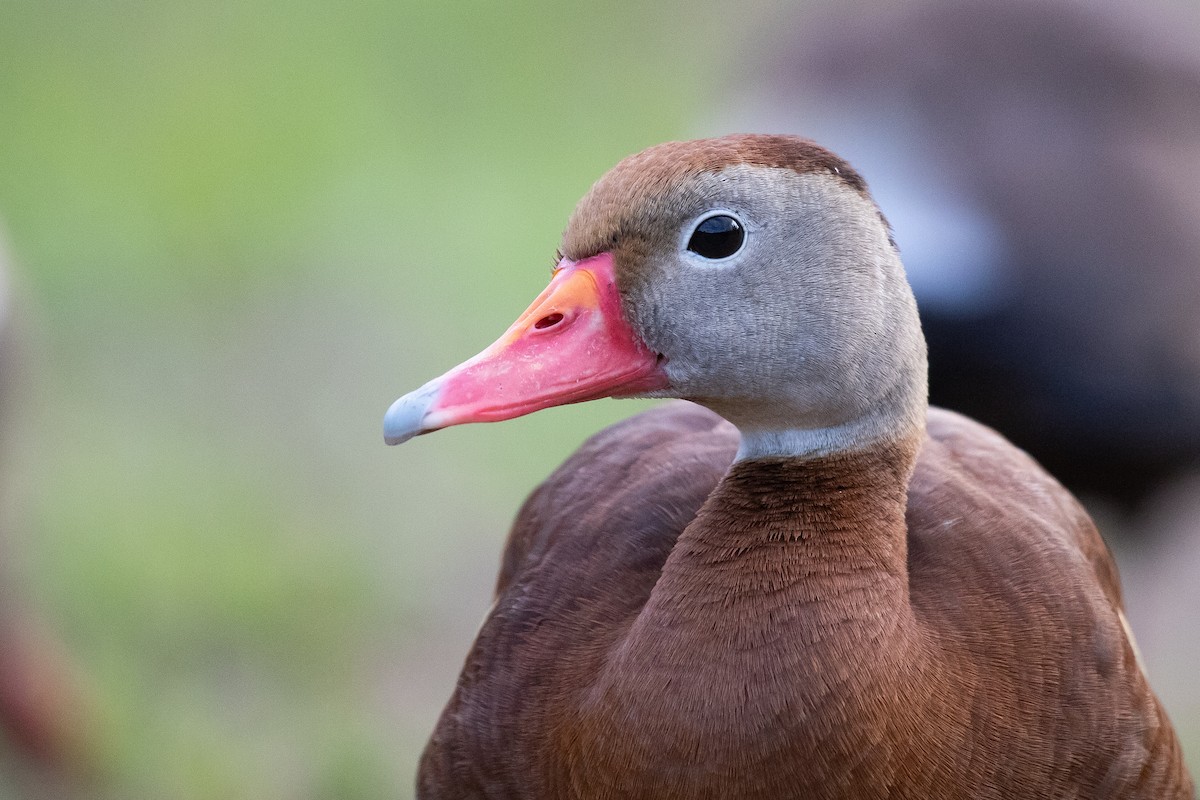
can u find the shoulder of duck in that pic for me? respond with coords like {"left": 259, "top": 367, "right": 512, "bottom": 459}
{"left": 423, "top": 404, "right": 737, "bottom": 795}
{"left": 900, "top": 411, "right": 1193, "bottom": 795}
{"left": 495, "top": 401, "right": 737, "bottom": 598}
{"left": 910, "top": 407, "right": 1121, "bottom": 600}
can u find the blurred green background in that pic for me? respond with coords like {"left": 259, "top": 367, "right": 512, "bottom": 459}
{"left": 0, "top": 0, "right": 766, "bottom": 796}
{"left": 0, "top": 1, "right": 1195, "bottom": 798}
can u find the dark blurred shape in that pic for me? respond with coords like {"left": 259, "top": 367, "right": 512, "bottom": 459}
{"left": 735, "top": 0, "right": 1200, "bottom": 509}
{"left": 0, "top": 612, "right": 91, "bottom": 772}
{"left": 0, "top": 232, "right": 97, "bottom": 793}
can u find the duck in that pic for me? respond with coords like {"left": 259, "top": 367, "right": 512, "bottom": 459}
{"left": 720, "top": 0, "right": 1200, "bottom": 510}
{"left": 384, "top": 134, "right": 1195, "bottom": 798}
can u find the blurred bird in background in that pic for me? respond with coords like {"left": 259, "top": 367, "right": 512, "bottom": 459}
{"left": 0, "top": 232, "right": 97, "bottom": 796}
{"left": 713, "top": 0, "right": 1200, "bottom": 754}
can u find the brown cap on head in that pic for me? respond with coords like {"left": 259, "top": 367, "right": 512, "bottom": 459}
{"left": 562, "top": 134, "right": 875, "bottom": 263}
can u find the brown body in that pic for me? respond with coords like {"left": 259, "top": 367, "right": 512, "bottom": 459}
{"left": 418, "top": 403, "right": 1191, "bottom": 799}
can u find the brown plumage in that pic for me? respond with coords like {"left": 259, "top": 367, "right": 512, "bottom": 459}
{"left": 387, "top": 135, "right": 1195, "bottom": 797}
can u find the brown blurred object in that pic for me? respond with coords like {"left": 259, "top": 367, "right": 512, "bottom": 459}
{"left": 727, "top": 0, "right": 1200, "bottom": 511}
{"left": 0, "top": 231, "right": 98, "bottom": 795}
{"left": 0, "top": 611, "right": 94, "bottom": 777}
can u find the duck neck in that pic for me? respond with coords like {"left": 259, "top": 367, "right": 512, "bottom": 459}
{"left": 569, "top": 435, "right": 926, "bottom": 791}
{"left": 644, "top": 433, "right": 920, "bottom": 642}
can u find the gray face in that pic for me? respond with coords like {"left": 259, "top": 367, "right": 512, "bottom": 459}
{"left": 566, "top": 164, "right": 928, "bottom": 455}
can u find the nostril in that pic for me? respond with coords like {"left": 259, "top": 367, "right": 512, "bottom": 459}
{"left": 534, "top": 312, "right": 564, "bottom": 330}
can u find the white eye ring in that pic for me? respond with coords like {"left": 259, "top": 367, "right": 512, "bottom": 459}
{"left": 681, "top": 209, "right": 748, "bottom": 263}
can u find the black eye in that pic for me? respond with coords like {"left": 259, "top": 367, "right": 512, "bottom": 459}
{"left": 687, "top": 214, "right": 745, "bottom": 260}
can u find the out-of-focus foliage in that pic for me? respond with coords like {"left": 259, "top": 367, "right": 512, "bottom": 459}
{"left": 0, "top": 0, "right": 757, "bottom": 795}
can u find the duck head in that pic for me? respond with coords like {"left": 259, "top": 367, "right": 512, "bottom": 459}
{"left": 385, "top": 134, "right": 928, "bottom": 459}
